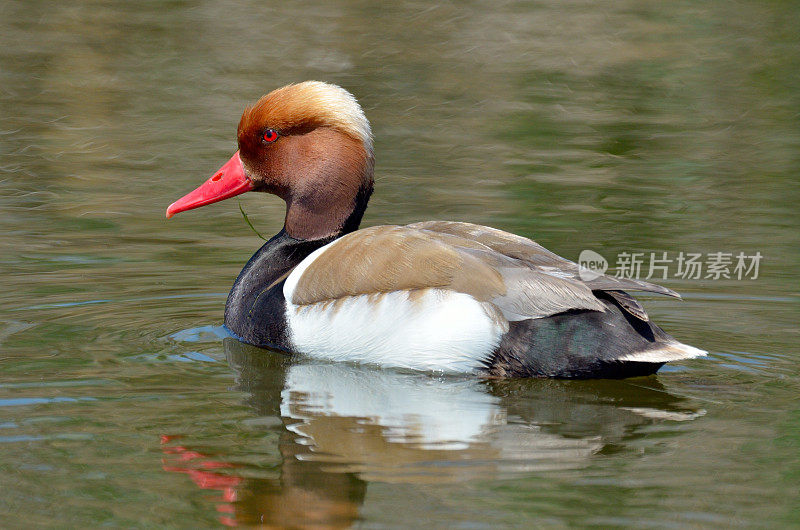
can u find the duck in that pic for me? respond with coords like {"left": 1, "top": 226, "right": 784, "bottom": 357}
{"left": 166, "top": 81, "right": 705, "bottom": 378}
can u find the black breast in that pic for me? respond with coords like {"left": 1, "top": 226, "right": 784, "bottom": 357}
{"left": 224, "top": 230, "right": 333, "bottom": 351}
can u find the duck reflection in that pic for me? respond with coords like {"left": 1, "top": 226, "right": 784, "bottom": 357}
{"left": 162, "top": 338, "right": 703, "bottom": 527}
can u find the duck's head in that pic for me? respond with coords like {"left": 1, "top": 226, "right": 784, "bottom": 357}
{"left": 166, "top": 81, "right": 374, "bottom": 240}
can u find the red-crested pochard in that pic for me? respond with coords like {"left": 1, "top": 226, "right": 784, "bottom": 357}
{"left": 166, "top": 81, "right": 705, "bottom": 378}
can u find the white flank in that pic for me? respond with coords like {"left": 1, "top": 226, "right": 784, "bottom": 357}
{"left": 616, "top": 341, "right": 707, "bottom": 363}
{"left": 285, "top": 289, "right": 506, "bottom": 372}
{"left": 284, "top": 240, "right": 507, "bottom": 372}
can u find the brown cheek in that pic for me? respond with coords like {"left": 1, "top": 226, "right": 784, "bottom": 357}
{"left": 241, "top": 129, "right": 367, "bottom": 199}
{"left": 238, "top": 142, "right": 284, "bottom": 193}
{"left": 289, "top": 130, "right": 365, "bottom": 185}
{"left": 262, "top": 140, "right": 301, "bottom": 194}
{"left": 263, "top": 135, "right": 320, "bottom": 193}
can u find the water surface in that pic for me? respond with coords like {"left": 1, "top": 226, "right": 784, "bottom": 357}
{"left": 1, "top": 0, "right": 799, "bottom": 527}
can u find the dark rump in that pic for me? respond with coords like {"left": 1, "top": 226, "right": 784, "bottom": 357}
{"left": 488, "top": 291, "right": 676, "bottom": 379}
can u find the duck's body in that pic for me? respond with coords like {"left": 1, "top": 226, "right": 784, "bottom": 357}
{"left": 168, "top": 81, "right": 705, "bottom": 378}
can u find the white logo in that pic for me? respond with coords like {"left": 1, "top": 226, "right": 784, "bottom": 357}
{"left": 578, "top": 249, "right": 608, "bottom": 281}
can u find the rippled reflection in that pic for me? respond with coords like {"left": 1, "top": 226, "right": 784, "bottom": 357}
{"left": 163, "top": 338, "right": 703, "bottom": 526}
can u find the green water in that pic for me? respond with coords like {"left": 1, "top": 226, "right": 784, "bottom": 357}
{"left": 1, "top": 0, "right": 799, "bottom": 527}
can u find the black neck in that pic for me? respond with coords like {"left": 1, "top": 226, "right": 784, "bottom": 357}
{"left": 224, "top": 176, "right": 371, "bottom": 349}
{"left": 224, "top": 229, "right": 336, "bottom": 349}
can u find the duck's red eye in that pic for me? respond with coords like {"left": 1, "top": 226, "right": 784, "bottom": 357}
{"left": 263, "top": 129, "right": 279, "bottom": 143}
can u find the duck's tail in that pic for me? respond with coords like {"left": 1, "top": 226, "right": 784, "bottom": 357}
{"left": 617, "top": 341, "right": 707, "bottom": 364}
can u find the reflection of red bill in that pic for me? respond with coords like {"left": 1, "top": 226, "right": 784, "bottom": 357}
{"left": 160, "top": 434, "right": 242, "bottom": 525}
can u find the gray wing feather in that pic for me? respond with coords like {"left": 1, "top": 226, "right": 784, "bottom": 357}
{"left": 410, "top": 220, "right": 679, "bottom": 321}
{"left": 455, "top": 246, "right": 607, "bottom": 320}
